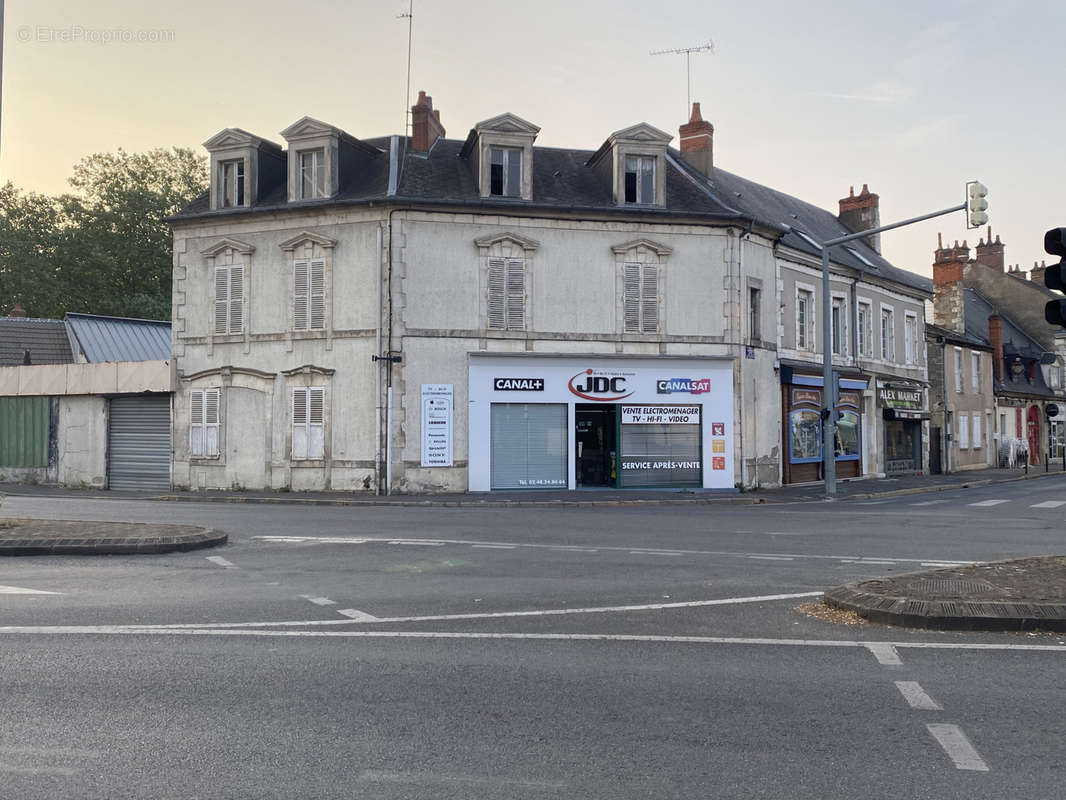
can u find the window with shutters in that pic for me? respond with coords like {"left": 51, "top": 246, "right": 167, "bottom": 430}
{"left": 293, "top": 258, "right": 326, "bottom": 331}
{"left": 857, "top": 301, "right": 872, "bottom": 357}
{"left": 190, "top": 388, "right": 221, "bottom": 458}
{"left": 796, "top": 288, "right": 815, "bottom": 351}
{"left": 487, "top": 257, "right": 525, "bottom": 330}
{"left": 904, "top": 312, "right": 918, "bottom": 365}
{"left": 971, "top": 351, "right": 980, "bottom": 393}
{"left": 292, "top": 387, "right": 325, "bottom": 460}
{"left": 880, "top": 307, "right": 895, "bottom": 361}
{"left": 954, "top": 348, "right": 963, "bottom": 393}
{"left": 214, "top": 264, "right": 244, "bottom": 334}
{"left": 623, "top": 262, "right": 658, "bottom": 333}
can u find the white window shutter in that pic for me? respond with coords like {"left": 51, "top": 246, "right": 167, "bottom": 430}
{"left": 309, "top": 387, "right": 325, "bottom": 459}
{"left": 205, "top": 388, "right": 220, "bottom": 457}
{"left": 190, "top": 390, "right": 205, "bottom": 456}
{"left": 487, "top": 258, "right": 506, "bottom": 329}
{"left": 641, "top": 264, "right": 658, "bottom": 333}
{"left": 310, "top": 259, "right": 326, "bottom": 330}
{"left": 293, "top": 260, "right": 309, "bottom": 330}
{"left": 292, "top": 388, "right": 308, "bottom": 460}
{"left": 229, "top": 265, "right": 244, "bottom": 333}
{"left": 214, "top": 268, "right": 229, "bottom": 334}
{"left": 505, "top": 258, "right": 524, "bottom": 330}
{"left": 623, "top": 263, "right": 641, "bottom": 332}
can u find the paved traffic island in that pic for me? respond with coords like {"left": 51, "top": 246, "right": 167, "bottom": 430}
{"left": 825, "top": 556, "right": 1066, "bottom": 631}
{"left": 0, "top": 519, "right": 225, "bottom": 555}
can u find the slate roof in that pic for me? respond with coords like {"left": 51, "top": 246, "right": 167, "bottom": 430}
{"left": 172, "top": 129, "right": 931, "bottom": 295}
{"left": 0, "top": 317, "right": 74, "bottom": 366}
{"left": 65, "top": 313, "right": 171, "bottom": 363}
{"left": 925, "top": 322, "right": 990, "bottom": 349}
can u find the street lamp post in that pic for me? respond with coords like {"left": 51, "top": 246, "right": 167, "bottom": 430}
{"left": 815, "top": 195, "right": 979, "bottom": 498}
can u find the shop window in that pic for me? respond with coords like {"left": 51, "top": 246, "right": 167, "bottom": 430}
{"left": 789, "top": 409, "right": 822, "bottom": 463}
{"left": 835, "top": 410, "right": 860, "bottom": 460}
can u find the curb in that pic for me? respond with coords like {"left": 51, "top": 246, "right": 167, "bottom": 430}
{"left": 0, "top": 528, "right": 227, "bottom": 556}
{"left": 843, "top": 469, "right": 1066, "bottom": 502}
{"left": 824, "top": 557, "right": 1066, "bottom": 632}
{"left": 152, "top": 494, "right": 764, "bottom": 509}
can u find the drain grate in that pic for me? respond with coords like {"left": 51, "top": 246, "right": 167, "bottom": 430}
{"left": 906, "top": 578, "right": 998, "bottom": 596}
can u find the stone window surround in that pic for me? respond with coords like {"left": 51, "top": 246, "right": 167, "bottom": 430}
{"left": 614, "top": 144, "right": 666, "bottom": 207}
{"left": 746, "top": 277, "right": 763, "bottom": 344}
{"left": 281, "top": 120, "right": 341, "bottom": 203}
{"left": 831, "top": 291, "right": 848, "bottom": 357}
{"left": 612, "top": 238, "right": 672, "bottom": 336}
{"left": 904, "top": 310, "right": 919, "bottom": 366}
{"left": 208, "top": 148, "right": 255, "bottom": 211}
{"left": 475, "top": 231, "right": 540, "bottom": 333}
{"left": 856, "top": 296, "right": 873, "bottom": 357}
{"left": 476, "top": 132, "right": 536, "bottom": 201}
{"left": 180, "top": 365, "right": 278, "bottom": 469}
{"left": 282, "top": 365, "right": 335, "bottom": 469}
{"left": 795, "top": 280, "right": 817, "bottom": 353}
{"left": 880, "top": 302, "right": 896, "bottom": 362}
{"left": 279, "top": 230, "right": 338, "bottom": 350}
{"left": 201, "top": 238, "right": 255, "bottom": 356}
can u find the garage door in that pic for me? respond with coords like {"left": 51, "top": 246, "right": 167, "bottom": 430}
{"left": 108, "top": 395, "right": 171, "bottom": 490}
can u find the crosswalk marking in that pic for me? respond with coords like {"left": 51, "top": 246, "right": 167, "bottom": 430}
{"left": 968, "top": 499, "right": 1009, "bottom": 507}
{"left": 1031, "top": 500, "right": 1066, "bottom": 509}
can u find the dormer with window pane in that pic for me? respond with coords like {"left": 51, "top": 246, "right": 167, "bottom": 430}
{"left": 586, "top": 123, "right": 672, "bottom": 208}
{"left": 460, "top": 113, "right": 540, "bottom": 201}
{"left": 203, "top": 128, "right": 285, "bottom": 211}
{"left": 280, "top": 117, "right": 382, "bottom": 203}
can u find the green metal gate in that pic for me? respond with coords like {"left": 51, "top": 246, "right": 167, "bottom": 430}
{"left": 0, "top": 396, "right": 50, "bottom": 467}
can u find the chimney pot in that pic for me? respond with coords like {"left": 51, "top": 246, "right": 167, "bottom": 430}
{"left": 838, "top": 182, "right": 881, "bottom": 253}
{"left": 9, "top": 303, "right": 27, "bottom": 318}
{"left": 410, "top": 88, "right": 445, "bottom": 152}
{"left": 678, "top": 100, "right": 714, "bottom": 177}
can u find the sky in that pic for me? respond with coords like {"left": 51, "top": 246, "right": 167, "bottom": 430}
{"left": 2, "top": 0, "right": 1064, "bottom": 279}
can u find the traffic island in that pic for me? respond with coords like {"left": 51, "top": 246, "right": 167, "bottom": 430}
{"left": 0, "top": 519, "right": 226, "bottom": 555}
{"left": 824, "top": 556, "right": 1066, "bottom": 631}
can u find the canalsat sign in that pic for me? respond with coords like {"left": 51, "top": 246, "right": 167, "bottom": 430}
{"left": 656, "top": 377, "right": 711, "bottom": 395}
{"left": 568, "top": 369, "right": 634, "bottom": 401}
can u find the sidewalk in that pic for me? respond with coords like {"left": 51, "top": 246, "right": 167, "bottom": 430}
{"left": 2, "top": 464, "right": 1064, "bottom": 508}
{"left": 825, "top": 556, "right": 1066, "bottom": 632}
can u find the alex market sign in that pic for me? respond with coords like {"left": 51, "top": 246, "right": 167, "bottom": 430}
{"left": 877, "top": 385, "right": 924, "bottom": 410}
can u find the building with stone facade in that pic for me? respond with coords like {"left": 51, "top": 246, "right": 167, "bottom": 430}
{"left": 930, "top": 230, "right": 1066, "bottom": 466}
{"left": 168, "top": 93, "right": 933, "bottom": 494}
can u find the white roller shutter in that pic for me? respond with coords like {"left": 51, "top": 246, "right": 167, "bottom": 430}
{"left": 490, "top": 403, "right": 567, "bottom": 489}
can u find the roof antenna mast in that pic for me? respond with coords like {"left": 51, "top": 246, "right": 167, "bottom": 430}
{"left": 650, "top": 41, "right": 714, "bottom": 116}
{"left": 398, "top": 0, "right": 414, "bottom": 136}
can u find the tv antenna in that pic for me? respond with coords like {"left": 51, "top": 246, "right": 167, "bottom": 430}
{"left": 650, "top": 41, "right": 714, "bottom": 115}
{"left": 398, "top": 0, "right": 413, "bottom": 136}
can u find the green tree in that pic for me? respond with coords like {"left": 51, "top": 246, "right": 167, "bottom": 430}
{"left": 0, "top": 183, "right": 65, "bottom": 317}
{"left": 58, "top": 147, "right": 207, "bottom": 320}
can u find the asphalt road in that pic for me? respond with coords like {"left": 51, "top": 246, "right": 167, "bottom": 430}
{"left": 2, "top": 477, "right": 1065, "bottom": 798}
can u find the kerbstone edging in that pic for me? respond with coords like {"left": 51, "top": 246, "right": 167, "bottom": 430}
{"left": 0, "top": 519, "right": 226, "bottom": 555}
{"left": 824, "top": 555, "right": 1066, "bottom": 632}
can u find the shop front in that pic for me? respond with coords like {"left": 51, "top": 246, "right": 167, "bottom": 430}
{"left": 468, "top": 355, "right": 734, "bottom": 491}
{"left": 878, "top": 381, "right": 928, "bottom": 475}
{"left": 780, "top": 368, "right": 865, "bottom": 484}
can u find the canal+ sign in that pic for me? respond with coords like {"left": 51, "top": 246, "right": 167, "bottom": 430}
{"left": 568, "top": 369, "right": 634, "bottom": 401}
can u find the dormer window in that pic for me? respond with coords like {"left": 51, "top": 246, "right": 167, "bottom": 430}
{"left": 218, "top": 159, "right": 245, "bottom": 208}
{"left": 490, "top": 148, "right": 521, "bottom": 197}
{"left": 624, "top": 155, "right": 655, "bottom": 204}
{"left": 298, "top": 149, "right": 325, "bottom": 199}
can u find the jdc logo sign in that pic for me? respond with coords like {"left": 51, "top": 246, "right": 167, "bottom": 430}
{"left": 568, "top": 369, "right": 634, "bottom": 401}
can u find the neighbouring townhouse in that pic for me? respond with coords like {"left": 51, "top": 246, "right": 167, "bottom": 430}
{"left": 0, "top": 307, "right": 174, "bottom": 488}
{"left": 168, "top": 94, "right": 931, "bottom": 494}
{"left": 931, "top": 230, "right": 1066, "bottom": 466}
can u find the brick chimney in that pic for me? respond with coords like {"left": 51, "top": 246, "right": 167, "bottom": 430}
{"left": 974, "top": 226, "right": 1005, "bottom": 272}
{"left": 8, "top": 303, "right": 27, "bottom": 317}
{"left": 410, "top": 90, "right": 445, "bottom": 153}
{"left": 838, "top": 184, "right": 881, "bottom": 254}
{"left": 988, "top": 314, "right": 1004, "bottom": 381}
{"left": 1030, "top": 260, "right": 1049, "bottom": 286}
{"left": 678, "top": 102, "right": 714, "bottom": 178}
{"left": 932, "top": 232, "right": 970, "bottom": 333}
{"left": 1007, "top": 263, "right": 1027, "bottom": 280}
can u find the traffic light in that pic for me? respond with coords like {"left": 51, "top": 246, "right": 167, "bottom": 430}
{"left": 1043, "top": 228, "right": 1066, "bottom": 328}
{"left": 967, "top": 181, "right": 989, "bottom": 228}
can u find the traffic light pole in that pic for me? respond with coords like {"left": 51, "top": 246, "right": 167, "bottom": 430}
{"left": 816, "top": 201, "right": 967, "bottom": 499}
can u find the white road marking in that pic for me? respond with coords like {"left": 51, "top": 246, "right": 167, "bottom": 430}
{"left": 205, "top": 556, "right": 236, "bottom": 569}
{"left": 358, "top": 769, "right": 564, "bottom": 789}
{"left": 840, "top": 559, "right": 897, "bottom": 565}
{"left": 471, "top": 544, "right": 516, "bottom": 550}
{"left": 926, "top": 723, "right": 989, "bottom": 771}
{"left": 910, "top": 500, "right": 947, "bottom": 506}
{"left": 866, "top": 643, "right": 903, "bottom": 666}
{"left": 746, "top": 555, "right": 794, "bottom": 561}
{"left": 336, "top": 609, "right": 379, "bottom": 621}
{"left": 630, "top": 550, "right": 682, "bottom": 556}
{"left": 389, "top": 540, "right": 445, "bottom": 546}
{"left": 299, "top": 595, "right": 335, "bottom": 606}
{"left": 0, "top": 585, "right": 61, "bottom": 595}
{"left": 252, "top": 535, "right": 971, "bottom": 566}
{"left": 894, "top": 681, "right": 942, "bottom": 710}
{"left": 1031, "top": 500, "right": 1066, "bottom": 509}
{"left": 968, "top": 499, "right": 1009, "bottom": 507}
{"left": 552, "top": 547, "right": 598, "bottom": 553}
{"left": 0, "top": 762, "right": 80, "bottom": 776}
{"left": 856, "top": 501, "right": 890, "bottom": 505}
{"left": 921, "top": 562, "right": 960, "bottom": 568}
